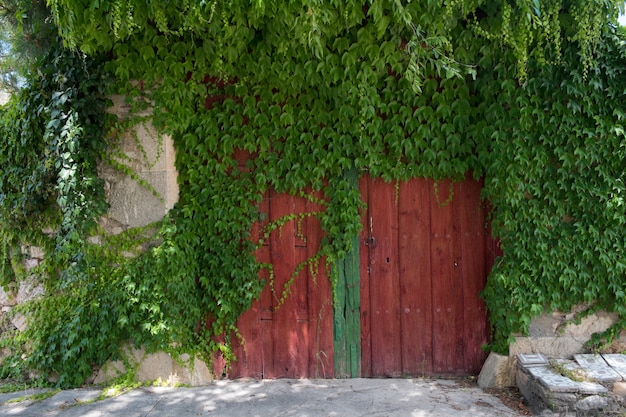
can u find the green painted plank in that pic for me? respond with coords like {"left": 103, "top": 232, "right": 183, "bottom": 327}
{"left": 333, "top": 167, "right": 361, "bottom": 378}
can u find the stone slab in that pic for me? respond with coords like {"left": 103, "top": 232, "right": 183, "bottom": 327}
{"left": 518, "top": 353, "right": 549, "bottom": 369}
{"left": 574, "top": 354, "right": 622, "bottom": 382}
{"left": 528, "top": 366, "right": 582, "bottom": 392}
{"left": 602, "top": 354, "right": 626, "bottom": 380}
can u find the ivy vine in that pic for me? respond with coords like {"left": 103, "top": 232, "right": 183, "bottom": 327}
{"left": 1, "top": 0, "right": 626, "bottom": 387}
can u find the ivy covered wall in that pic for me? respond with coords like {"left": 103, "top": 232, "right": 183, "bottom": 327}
{"left": 0, "top": 0, "right": 625, "bottom": 386}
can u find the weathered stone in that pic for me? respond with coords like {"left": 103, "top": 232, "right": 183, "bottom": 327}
{"left": 574, "top": 395, "right": 609, "bottom": 412}
{"left": 564, "top": 312, "right": 617, "bottom": 338}
{"left": 94, "top": 345, "right": 212, "bottom": 387}
{"left": 135, "top": 351, "right": 174, "bottom": 383}
{"left": 518, "top": 365, "right": 577, "bottom": 413}
{"left": 543, "top": 390, "right": 578, "bottom": 408}
{"left": 602, "top": 354, "right": 626, "bottom": 380}
{"left": 172, "top": 354, "right": 213, "bottom": 386}
{"left": 87, "top": 235, "right": 102, "bottom": 245}
{"left": 24, "top": 258, "right": 39, "bottom": 269}
{"left": 613, "top": 382, "right": 626, "bottom": 396}
{"left": 28, "top": 246, "right": 45, "bottom": 260}
{"left": 574, "top": 354, "right": 622, "bottom": 382}
{"left": 516, "top": 368, "right": 533, "bottom": 402}
{"left": 529, "top": 314, "right": 562, "bottom": 337}
{"left": 107, "top": 175, "right": 168, "bottom": 228}
{"left": 10, "top": 312, "right": 28, "bottom": 332}
{"left": 477, "top": 352, "right": 516, "bottom": 388}
{"left": 510, "top": 336, "right": 585, "bottom": 359}
{"left": 0, "top": 286, "right": 15, "bottom": 306}
{"left": 16, "top": 277, "right": 44, "bottom": 305}
{"left": 528, "top": 366, "right": 581, "bottom": 393}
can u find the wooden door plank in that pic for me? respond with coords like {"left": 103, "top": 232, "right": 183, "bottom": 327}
{"left": 257, "top": 192, "right": 275, "bottom": 378}
{"left": 256, "top": 243, "right": 275, "bottom": 378}
{"left": 292, "top": 195, "right": 310, "bottom": 378}
{"left": 333, "top": 168, "right": 362, "bottom": 378}
{"left": 230, "top": 299, "right": 261, "bottom": 378}
{"left": 450, "top": 181, "right": 466, "bottom": 375}
{"left": 430, "top": 179, "right": 462, "bottom": 374}
{"left": 456, "top": 178, "right": 489, "bottom": 373}
{"left": 269, "top": 191, "right": 299, "bottom": 378}
{"left": 398, "top": 178, "right": 433, "bottom": 376}
{"left": 359, "top": 176, "right": 373, "bottom": 378}
{"left": 368, "top": 178, "right": 402, "bottom": 377}
{"left": 294, "top": 245, "right": 310, "bottom": 378}
{"left": 306, "top": 190, "right": 334, "bottom": 378}
{"left": 229, "top": 191, "right": 272, "bottom": 378}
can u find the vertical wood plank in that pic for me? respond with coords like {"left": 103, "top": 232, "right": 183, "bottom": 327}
{"left": 398, "top": 178, "right": 433, "bottom": 376}
{"left": 257, "top": 192, "right": 275, "bottom": 378}
{"left": 333, "top": 168, "right": 361, "bottom": 378}
{"left": 451, "top": 181, "right": 466, "bottom": 375}
{"left": 306, "top": 190, "right": 334, "bottom": 378}
{"left": 430, "top": 179, "right": 462, "bottom": 374}
{"left": 368, "top": 178, "right": 402, "bottom": 377}
{"left": 457, "top": 178, "right": 489, "bottom": 373}
{"left": 293, "top": 194, "right": 310, "bottom": 378}
{"left": 269, "top": 191, "right": 299, "bottom": 378}
{"left": 359, "top": 176, "right": 373, "bottom": 378}
{"left": 230, "top": 299, "right": 261, "bottom": 378}
{"left": 345, "top": 232, "right": 361, "bottom": 378}
{"left": 333, "top": 257, "right": 349, "bottom": 377}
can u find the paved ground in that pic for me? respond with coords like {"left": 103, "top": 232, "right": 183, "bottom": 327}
{"left": 0, "top": 378, "right": 524, "bottom": 417}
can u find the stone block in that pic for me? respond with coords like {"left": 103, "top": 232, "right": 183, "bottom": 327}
{"left": 135, "top": 351, "right": 174, "bottom": 383}
{"left": 528, "top": 366, "right": 581, "bottom": 393}
{"left": 24, "top": 258, "right": 39, "bottom": 269}
{"left": 171, "top": 354, "right": 213, "bottom": 387}
{"left": 93, "top": 359, "right": 127, "bottom": 385}
{"left": 517, "top": 366, "right": 577, "bottom": 414}
{"left": 16, "top": 277, "right": 44, "bottom": 305}
{"left": 28, "top": 246, "right": 45, "bottom": 260}
{"left": 613, "top": 382, "right": 626, "bottom": 396}
{"left": 9, "top": 312, "right": 28, "bottom": 332}
{"left": 529, "top": 314, "right": 562, "bottom": 337}
{"left": 94, "top": 346, "right": 214, "bottom": 387}
{"left": 574, "top": 395, "right": 608, "bottom": 412}
{"left": 107, "top": 175, "right": 167, "bottom": 228}
{"left": 543, "top": 391, "right": 578, "bottom": 409}
{"left": 563, "top": 312, "right": 617, "bottom": 338}
{"left": 478, "top": 352, "right": 517, "bottom": 388}
{"left": 0, "top": 286, "right": 15, "bottom": 306}
{"left": 510, "top": 336, "right": 585, "bottom": 359}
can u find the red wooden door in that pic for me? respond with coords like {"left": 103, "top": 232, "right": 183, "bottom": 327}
{"left": 222, "top": 189, "right": 335, "bottom": 379}
{"left": 359, "top": 176, "right": 492, "bottom": 377}
{"left": 219, "top": 167, "right": 494, "bottom": 379}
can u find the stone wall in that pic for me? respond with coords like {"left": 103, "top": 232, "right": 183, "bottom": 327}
{"left": 479, "top": 309, "right": 626, "bottom": 390}
{"left": 0, "top": 247, "right": 45, "bottom": 332}
{"left": 0, "top": 96, "right": 208, "bottom": 386}
{"left": 101, "top": 96, "right": 179, "bottom": 233}
{"left": 516, "top": 353, "right": 626, "bottom": 415}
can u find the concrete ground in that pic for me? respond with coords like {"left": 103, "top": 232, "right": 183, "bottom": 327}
{"left": 0, "top": 378, "right": 525, "bottom": 417}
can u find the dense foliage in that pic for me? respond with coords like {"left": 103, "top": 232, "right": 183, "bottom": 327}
{"left": 0, "top": 0, "right": 625, "bottom": 385}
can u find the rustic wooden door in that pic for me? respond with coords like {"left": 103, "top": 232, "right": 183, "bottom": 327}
{"left": 359, "top": 176, "right": 492, "bottom": 377}
{"left": 221, "top": 165, "right": 494, "bottom": 379}
{"left": 223, "top": 188, "right": 335, "bottom": 379}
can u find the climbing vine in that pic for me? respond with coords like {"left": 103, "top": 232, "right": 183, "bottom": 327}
{"left": 1, "top": 0, "right": 626, "bottom": 386}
